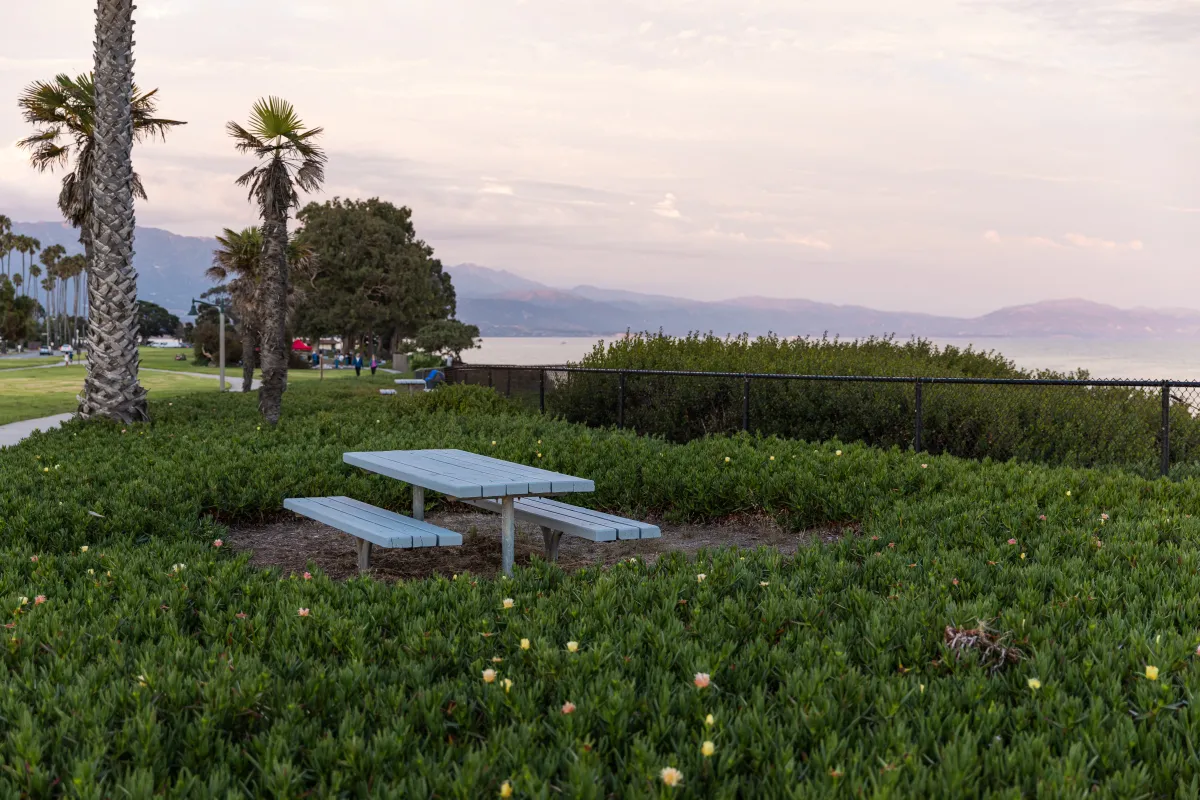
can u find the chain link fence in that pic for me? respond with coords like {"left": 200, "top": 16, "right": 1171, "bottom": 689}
{"left": 445, "top": 365, "right": 1200, "bottom": 477}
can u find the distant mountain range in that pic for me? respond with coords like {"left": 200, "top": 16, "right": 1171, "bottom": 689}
{"left": 10, "top": 223, "right": 1200, "bottom": 339}
{"left": 11, "top": 221, "right": 214, "bottom": 312}
{"left": 448, "top": 264, "right": 1200, "bottom": 340}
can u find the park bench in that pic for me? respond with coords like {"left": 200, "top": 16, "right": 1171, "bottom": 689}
{"left": 456, "top": 496, "right": 660, "bottom": 562}
{"left": 283, "top": 495, "right": 462, "bottom": 572}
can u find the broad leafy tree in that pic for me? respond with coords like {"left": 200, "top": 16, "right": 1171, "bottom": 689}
{"left": 227, "top": 97, "right": 325, "bottom": 424}
{"left": 294, "top": 198, "right": 456, "bottom": 355}
{"left": 136, "top": 300, "right": 180, "bottom": 340}
{"left": 415, "top": 319, "right": 480, "bottom": 363}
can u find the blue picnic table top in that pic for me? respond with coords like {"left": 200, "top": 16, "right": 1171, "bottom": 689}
{"left": 343, "top": 448, "right": 595, "bottom": 498}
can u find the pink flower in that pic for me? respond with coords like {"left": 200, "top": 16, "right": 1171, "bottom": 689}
{"left": 694, "top": 672, "right": 711, "bottom": 689}
{"left": 34, "top": 595, "right": 46, "bottom": 605}
{"left": 1038, "top": 515, "right": 1047, "bottom": 521}
{"left": 213, "top": 539, "right": 223, "bottom": 548}
{"left": 561, "top": 701, "right": 576, "bottom": 714}
{"left": 303, "top": 572, "right": 312, "bottom": 581}
{"left": 236, "top": 612, "right": 247, "bottom": 619}
{"left": 298, "top": 608, "right": 310, "bottom": 617}
{"left": 29, "top": 556, "right": 38, "bottom": 563}
{"left": 1007, "top": 538, "right": 1017, "bottom": 545}
{"left": 1101, "top": 513, "right": 1109, "bottom": 521}
{"left": 952, "top": 578, "right": 959, "bottom": 586}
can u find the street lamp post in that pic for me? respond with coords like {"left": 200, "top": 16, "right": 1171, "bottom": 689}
{"left": 189, "top": 298, "right": 233, "bottom": 392}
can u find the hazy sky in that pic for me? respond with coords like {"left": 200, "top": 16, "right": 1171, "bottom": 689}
{"left": 1, "top": 0, "right": 1196, "bottom": 314}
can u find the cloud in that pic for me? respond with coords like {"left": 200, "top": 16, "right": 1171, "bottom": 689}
{"left": 768, "top": 232, "right": 833, "bottom": 250}
{"left": 1064, "top": 232, "right": 1143, "bottom": 250}
{"left": 638, "top": 21, "right": 654, "bottom": 35}
{"left": 984, "top": 230, "right": 1144, "bottom": 250}
{"left": 479, "top": 181, "right": 515, "bottom": 196}
{"left": 653, "top": 193, "right": 683, "bottom": 219}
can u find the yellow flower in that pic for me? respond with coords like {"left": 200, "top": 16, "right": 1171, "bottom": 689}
{"left": 919, "top": 683, "right": 925, "bottom": 693}
{"left": 760, "top": 581, "right": 769, "bottom": 587}
{"left": 1066, "top": 490, "right": 1071, "bottom": 496}
{"left": 482, "top": 669, "right": 497, "bottom": 683}
{"left": 491, "top": 440, "right": 497, "bottom": 446}
{"left": 502, "top": 598, "right": 514, "bottom": 610}
{"left": 566, "top": 641, "right": 579, "bottom": 653}
{"left": 835, "top": 449, "right": 842, "bottom": 456}
{"left": 659, "top": 767, "right": 683, "bottom": 788}
{"left": 1020, "top": 553, "right": 1026, "bottom": 560}
{"left": 724, "top": 457, "right": 730, "bottom": 463}
{"left": 701, "top": 741, "right": 715, "bottom": 757}
{"left": 87, "top": 569, "right": 94, "bottom": 575}
{"left": 492, "top": 656, "right": 503, "bottom": 663}
{"left": 80, "top": 546, "right": 88, "bottom": 553}
{"left": 502, "top": 678, "right": 513, "bottom": 693}
{"left": 42, "top": 467, "right": 49, "bottom": 473}
{"left": 1146, "top": 665, "right": 1159, "bottom": 681}
{"left": 769, "top": 455, "right": 775, "bottom": 461}
{"left": 705, "top": 713, "right": 714, "bottom": 727}
{"left": 17, "top": 596, "right": 28, "bottom": 606}
{"left": 499, "top": 781, "right": 513, "bottom": 797}
{"left": 696, "top": 573, "right": 706, "bottom": 583}
{"left": 536, "top": 453, "right": 542, "bottom": 458}
{"left": 520, "top": 638, "right": 531, "bottom": 650}
{"left": 1027, "top": 677, "right": 1041, "bottom": 690}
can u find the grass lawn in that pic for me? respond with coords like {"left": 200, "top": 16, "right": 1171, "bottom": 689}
{"left": 0, "top": 368, "right": 231, "bottom": 425}
{"left": 137, "top": 346, "right": 408, "bottom": 384}
{"left": 4, "top": 383, "right": 1198, "bottom": 794}
{"left": 0, "top": 356, "right": 64, "bottom": 371}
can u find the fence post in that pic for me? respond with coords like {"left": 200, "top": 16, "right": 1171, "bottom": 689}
{"left": 539, "top": 369, "right": 546, "bottom": 414}
{"left": 1162, "top": 381, "right": 1171, "bottom": 477}
{"left": 618, "top": 371, "right": 626, "bottom": 429}
{"left": 914, "top": 378, "right": 924, "bottom": 452}
{"left": 742, "top": 375, "right": 750, "bottom": 432}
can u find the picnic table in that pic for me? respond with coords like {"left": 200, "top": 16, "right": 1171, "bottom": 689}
{"left": 343, "top": 449, "right": 595, "bottom": 575}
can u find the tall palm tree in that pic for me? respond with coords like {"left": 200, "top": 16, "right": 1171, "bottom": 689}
{"left": 27, "top": 264, "right": 42, "bottom": 316}
{"left": 208, "top": 227, "right": 263, "bottom": 392}
{"left": 79, "top": 0, "right": 151, "bottom": 421}
{"left": 17, "top": 72, "right": 183, "bottom": 271}
{"left": 227, "top": 97, "right": 325, "bottom": 424}
{"left": 0, "top": 216, "right": 11, "bottom": 279}
{"left": 207, "top": 226, "right": 316, "bottom": 392}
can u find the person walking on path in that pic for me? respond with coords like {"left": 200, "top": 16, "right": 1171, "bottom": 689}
{"left": 370, "top": 354, "right": 378, "bottom": 376}
{"left": 353, "top": 352, "right": 363, "bottom": 377}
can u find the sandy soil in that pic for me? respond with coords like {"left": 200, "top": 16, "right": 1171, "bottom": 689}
{"left": 224, "top": 506, "right": 856, "bottom": 581}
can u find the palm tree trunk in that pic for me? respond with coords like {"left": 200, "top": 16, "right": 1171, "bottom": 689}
{"left": 80, "top": 0, "right": 147, "bottom": 422}
{"left": 241, "top": 324, "right": 257, "bottom": 392}
{"left": 258, "top": 209, "right": 288, "bottom": 423}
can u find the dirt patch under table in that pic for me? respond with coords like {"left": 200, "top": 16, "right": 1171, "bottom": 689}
{"left": 224, "top": 505, "right": 857, "bottom": 582}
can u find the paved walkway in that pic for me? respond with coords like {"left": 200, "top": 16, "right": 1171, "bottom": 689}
{"left": 0, "top": 413, "right": 75, "bottom": 448}
{"left": 141, "top": 368, "right": 261, "bottom": 391}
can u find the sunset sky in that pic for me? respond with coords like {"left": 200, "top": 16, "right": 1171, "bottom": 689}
{"left": 1, "top": 0, "right": 1195, "bottom": 314}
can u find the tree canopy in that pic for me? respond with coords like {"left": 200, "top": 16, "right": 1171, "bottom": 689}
{"left": 293, "top": 198, "right": 456, "bottom": 353}
{"left": 136, "top": 300, "right": 180, "bottom": 340}
{"left": 415, "top": 319, "right": 480, "bottom": 362}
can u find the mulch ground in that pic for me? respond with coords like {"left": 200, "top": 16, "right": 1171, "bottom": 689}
{"left": 224, "top": 506, "right": 856, "bottom": 581}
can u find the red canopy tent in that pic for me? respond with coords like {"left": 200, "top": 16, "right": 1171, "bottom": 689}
{"left": 291, "top": 339, "right": 313, "bottom": 352}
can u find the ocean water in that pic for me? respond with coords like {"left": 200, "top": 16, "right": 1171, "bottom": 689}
{"left": 467, "top": 336, "right": 1200, "bottom": 381}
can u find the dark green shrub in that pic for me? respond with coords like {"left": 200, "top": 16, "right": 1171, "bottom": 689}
{"left": 546, "top": 332, "right": 1200, "bottom": 471}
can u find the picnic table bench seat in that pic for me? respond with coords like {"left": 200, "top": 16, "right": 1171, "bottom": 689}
{"left": 284, "top": 496, "right": 462, "bottom": 571}
{"left": 456, "top": 496, "right": 660, "bottom": 561}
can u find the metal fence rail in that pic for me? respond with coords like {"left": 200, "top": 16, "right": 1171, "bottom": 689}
{"left": 445, "top": 365, "right": 1200, "bottom": 476}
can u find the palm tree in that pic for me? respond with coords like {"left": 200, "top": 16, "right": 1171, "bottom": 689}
{"left": 28, "top": 264, "right": 42, "bottom": 316}
{"left": 0, "top": 216, "right": 11, "bottom": 279}
{"left": 78, "top": 0, "right": 157, "bottom": 421}
{"left": 207, "top": 226, "right": 317, "bottom": 392}
{"left": 17, "top": 72, "right": 183, "bottom": 271}
{"left": 227, "top": 97, "right": 325, "bottom": 424}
